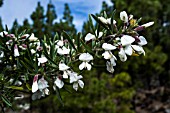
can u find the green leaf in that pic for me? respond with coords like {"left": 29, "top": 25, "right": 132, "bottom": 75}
{"left": 5, "top": 25, "right": 9, "bottom": 32}
{"left": 81, "top": 39, "right": 94, "bottom": 55}
{"left": 110, "top": 9, "right": 116, "bottom": 31}
{"left": 43, "top": 52, "right": 58, "bottom": 67}
{"left": 77, "top": 32, "right": 82, "bottom": 51}
{"left": 26, "top": 83, "right": 32, "bottom": 91}
{"left": 88, "top": 14, "right": 95, "bottom": 33}
{"left": 55, "top": 87, "right": 64, "bottom": 106}
{"left": 8, "top": 86, "right": 24, "bottom": 91}
{"left": 1, "top": 95, "right": 12, "bottom": 107}
{"left": 62, "top": 31, "right": 77, "bottom": 51}
{"left": 20, "top": 60, "right": 33, "bottom": 72}
{"left": 53, "top": 32, "right": 59, "bottom": 42}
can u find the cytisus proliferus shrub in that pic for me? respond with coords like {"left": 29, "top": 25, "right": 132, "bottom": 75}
{"left": 0, "top": 10, "right": 154, "bottom": 109}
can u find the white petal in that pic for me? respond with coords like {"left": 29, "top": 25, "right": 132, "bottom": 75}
{"left": 98, "top": 16, "right": 107, "bottom": 24}
{"left": 98, "top": 32, "right": 103, "bottom": 38}
{"left": 31, "top": 49, "right": 36, "bottom": 54}
{"left": 138, "top": 36, "right": 147, "bottom": 46}
{"left": 124, "top": 45, "right": 133, "bottom": 56}
{"left": 59, "top": 63, "right": 70, "bottom": 71}
{"left": 29, "top": 33, "right": 38, "bottom": 41}
{"left": 141, "top": 22, "right": 154, "bottom": 28}
{"left": 77, "top": 75, "right": 83, "bottom": 80}
{"left": 57, "top": 46, "right": 70, "bottom": 55}
{"left": 131, "top": 45, "right": 145, "bottom": 55}
{"left": 73, "top": 83, "right": 78, "bottom": 91}
{"left": 78, "top": 80, "right": 84, "bottom": 89}
{"left": 79, "top": 53, "right": 93, "bottom": 61}
{"left": 44, "top": 88, "right": 50, "bottom": 95}
{"left": 120, "top": 11, "right": 128, "bottom": 23}
{"left": 54, "top": 78, "right": 64, "bottom": 89}
{"left": 57, "top": 48, "right": 63, "bottom": 55}
{"left": 14, "top": 44, "right": 20, "bottom": 57}
{"left": 102, "top": 43, "right": 116, "bottom": 51}
{"left": 57, "top": 40, "right": 64, "bottom": 47}
{"left": 106, "top": 18, "right": 117, "bottom": 24}
{"left": 102, "top": 51, "right": 113, "bottom": 59}
{"left": 121, "top": 35, "right": 135, "bottom": 46}
{"left": 69, "top": 72, "right": 78, "bottom": 83}
{"left": 95, "top": 31, "right": 103, "bottom": 38}
{"left": 63, "top": 71, "right": 68, "bottom": 79}
{"left": 38, "top": 77, "right": 49, "bottom": 91}
{"left": 32, "top": 81, "right": 38, "bottom": 93}
{"left": 38, "top": 57, "right": 47, "bottom": 64}
{"left": 85, "top": 62, "right": 92, "bottom": 70}
{"left": 118, "top": 48, "right": 127, "bottom": 62}
{"left": 0, "top": 31, "right": 8, "bottom": 37}
{"left": 85, "top": 33, "right": 95, "bottom": 41}
{"left": 110, "top": 57, "right": 116, "bottom": 66}
{"left": 79, "top": 62, "right": 85, "bottom": 70}
{"left": 14, "top": 48, "right": 20, "bottom": 57}
{"left": 106, "top": 61, "right": 114, "bottom": 73}
{"left": 62, "top": 46, "right": 70, "bottom": 54}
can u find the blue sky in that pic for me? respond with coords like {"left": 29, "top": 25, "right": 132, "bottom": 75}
{"left": 0, "top": 0, "right": 113, "bottom": 31}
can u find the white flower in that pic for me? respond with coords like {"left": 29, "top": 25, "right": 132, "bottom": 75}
{"left": 102, "top": 43, "right": 116, "bottom": 60}
{"left": 32, "top": 74, "right": 39, "bottom": 93}
{"left": 54, "top": 77, "right": 64, "bottom": 89}
{"left": 79, "top": 53, "right": 93, "bottom": 70}
{"left": 38, "top": 57, "right": 47, "bottom": 66}
{"left": 59, "top": 62, "right": 70, "bottom": 78}
{"left": 121, "top": 35, "right": 135, "bottom": 56}
{"left": 98, "top": 17, "right": 116, "bottom": 25}
{"left": 38, "top": 77, "right": 49, "bottom": 95}
{"left": 138, "top": 36, "right": 147, "bottom": 46}
{"left": 102, "top": 43, "right": 117, "bottom": 65}
{"left": 141, "top": 21, "right": 154, "bottom": 28}
{"left": 38, "top": 77, "right": 49, "bottom": 91}
{"left": 57, "top": 46, "right": 70, "bottom": 55}
{"left": 69, "top": 72, "right": 84, "bottom": 91}
{"left": 106, "top": 61, "right": 114, "bottom": 73}
{"left": 14, "top": 44, "right": 20, "bottom": 57}
{"left": 85, "top": 30, "right": 103, "bottom": 42}
{"left": 120, "top": 11, "right": 128, "bottom": 23}
{"left": 0, "top": 31, "right": 8, "bottom": 37}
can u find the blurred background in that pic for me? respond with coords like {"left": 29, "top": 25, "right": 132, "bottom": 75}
{"left": 0, "top": 0, "right": 170, "bottom": 113}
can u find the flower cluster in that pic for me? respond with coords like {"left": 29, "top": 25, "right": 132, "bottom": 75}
{"left": 0, "top": 10, "right": 154, "bottom": 102}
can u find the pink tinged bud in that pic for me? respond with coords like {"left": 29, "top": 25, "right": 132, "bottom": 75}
{"left": 33, "top": 74, "right": 39, "bottom": 82}
{"left": 6, "top": 40, "right": 13, "bottom": 45}
{"left": 32, "top": 74, "right": 39, "bottom": 93}
{"left": 37, "top": 46, "right": 43, "bottom": 51}
{"left": 134, "top": 26, "right": 145, "bottom": 31}
{"left": 7, "top": 34, "right": 15, "bottom": 38}
{"left": 22, "top": 44, "right": 27, "bottom": 48}
{"left": 14, "top": 44, "right": 20, "bottom": 57}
